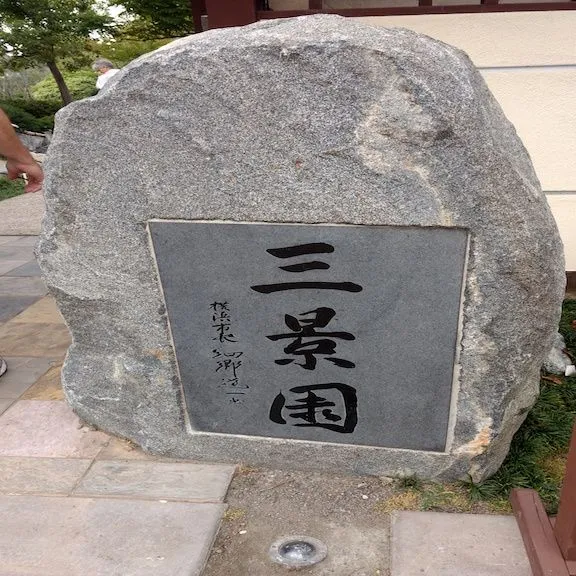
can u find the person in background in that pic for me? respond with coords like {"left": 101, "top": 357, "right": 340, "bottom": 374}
{"left": 0, "top": 108, "right": 44, "bottom": 377}
{"left": 92, "top": 58, "right": 120, "bottom": 90}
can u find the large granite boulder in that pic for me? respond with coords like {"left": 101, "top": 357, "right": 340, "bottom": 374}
{"left": 38, "top": 15, "right": 565, "bottom": 480}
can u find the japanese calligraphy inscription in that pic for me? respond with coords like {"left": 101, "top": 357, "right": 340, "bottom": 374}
{"left": 150, "top": 222, "right": 468, "bottom": 452}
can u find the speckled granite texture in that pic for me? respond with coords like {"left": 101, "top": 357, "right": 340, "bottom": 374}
{"left": 38, "top": 15, "right": 565, "bottom": 480}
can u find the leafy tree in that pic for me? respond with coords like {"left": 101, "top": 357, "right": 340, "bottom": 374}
{"left": 89, "top": 37, "right": 171, "bottom": 67}
{"left": 110, "top": 0, "right": 194, "bottom": 40}
{"left": 0, "top": 1, "right": 113, "bottom": 105}
{"left": 0, "top": 67, "right": 48, "bottom": 99}
{"left": 32, "top": 69, "right": 97, "bottom": 102}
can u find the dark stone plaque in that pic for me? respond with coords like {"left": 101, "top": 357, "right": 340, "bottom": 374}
{"left": 150, "top": 222, "right": 468, "bottom": 452}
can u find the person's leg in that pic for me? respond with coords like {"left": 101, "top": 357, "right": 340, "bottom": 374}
{"left": 0, "top": 356, "right": 7, "bottom": 377}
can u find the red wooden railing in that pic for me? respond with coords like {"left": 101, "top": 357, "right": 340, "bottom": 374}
{"left": 194, "top": 0, "right": 576, "bottom": 32}
{"left": 511, "top": 423, "right": 576, "bottom": 576}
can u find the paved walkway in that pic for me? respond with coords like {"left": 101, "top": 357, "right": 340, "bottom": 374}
{"left": 0, "top": 235, "right": 235, "bottom": 576}
{"left": 391, "top": 511, "right": 531, "bottom": 576}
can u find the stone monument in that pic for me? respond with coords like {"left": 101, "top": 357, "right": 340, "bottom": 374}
{"left": 38, "top": 15, "right": 565, "bottom": 480}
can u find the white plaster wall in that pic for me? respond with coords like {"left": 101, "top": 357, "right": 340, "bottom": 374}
{"left": 355, "top": 12, "right": 576, "bottom": 67}
{"left": 547, "top": 195, "right": 576, "bottom": 270}
{"left": 355, "top": 11, "right": 576, "bottom": 270}
{"left": 482, "top": 69, "right": 575, "bottom": 193}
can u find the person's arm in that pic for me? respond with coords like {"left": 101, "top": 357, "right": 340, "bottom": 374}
{"left": 0, "top": 109, "right": 43, "bottom": 193}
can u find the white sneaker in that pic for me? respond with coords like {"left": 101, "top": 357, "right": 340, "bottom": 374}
{"left": 0, "top": 357, "right": 7, "bottom": 378}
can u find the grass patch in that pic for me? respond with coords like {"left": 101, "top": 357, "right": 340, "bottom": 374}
{"left": 374, "top": 481, "right": 512, "bottom": 515}
{"left": 467, "top": 299, "right": 576, "bottom": 513}
{"left": 397, "top": 474, "right": 423, "bottom": 490}
{"left": 0, "top": 175, "right": 25, "bottom": 200}
{"left": 223, "top": 507, "right": 246, "bottom": 521}
{"left": 374, "top": 490, "right": 422, "bottom": 514}
{"left": 374, "top": 301, "right": 576, "bottom": 516}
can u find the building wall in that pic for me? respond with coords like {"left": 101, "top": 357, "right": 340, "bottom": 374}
{"left": 357, "top": 12, "right": 576, "bottom": 270}
{"left": 269, "top": 7, "right": 576, "bottom": 270}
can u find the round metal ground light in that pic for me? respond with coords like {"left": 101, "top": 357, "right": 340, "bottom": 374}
{"left": 269, "top": 536, "right": 328, "bottom": 569}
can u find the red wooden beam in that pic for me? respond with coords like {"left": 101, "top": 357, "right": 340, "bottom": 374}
{"left": 257, "top": 4, "right": 576, "bottom": 16}
{"left": 511, "top": 424, "right": 576, "bottom": 576}
{"left": 205, "top": 0, "right": 257, "bottom": 29}
{"left": 510, "top": 489, "right": 570, "bottom": 576}
{"left": 190, "top": 0, "right": 206, "bottom": 33}
{"left": 554, "top": 424, "right": 576, "bottom": 565}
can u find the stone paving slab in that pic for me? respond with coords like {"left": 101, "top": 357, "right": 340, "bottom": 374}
{"left": 0, "top": 236, "right": 21, "bottom": 245}
{"left": 0, "top": 495, "right": 225, "bottom": 576}
{"left": 95, "top": 436, "right": 165, "bottom": 461}
{"left": 0, "top": 399, "right": 13, "bottom": 415}
{"left": 20, "top": 364, "right": 64, "bottom": 400}
{"left": 8, "top": 260, "right": 41, "bottom": 277}
{"left": 0, "top": 244, "right": 35, "bottom": 260}
{"left": 391, "top": 511, "right": 530, "bottom": 576}
{"left": 0, "top": 259, "right": 31, "bottom": 275}
{"left": 0, "top": 400, "right": 109, "bottom": 458}
{"left": 0, "top": 322, "right": 71, "bottom": 356}
{"left": 10, "top": 295, "right": 64, "bottom": 324}
{"left": 74, "top": 460, "right": 236, "bottom": 502}
{"left": 0, "top": 295, "right": 40, "bottom": 322}
{"left": 0, "top": 193, "right": 44, "bottom": 236}
{"left": 0, "top": 276, "right": 47, "bottom": 296}
{"left": 0, "top": 357, "right": 53, "bottom": 399}
{"left": 0, "top": 457, "right": 91, "bottom": 495}
{"left": 11, "top": 236, "right": 39, "bottom": 247}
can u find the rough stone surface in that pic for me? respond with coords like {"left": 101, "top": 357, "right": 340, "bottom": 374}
{"left": 74, "top": 460, "right": 235, "bottom": 501}
{"left": 0, "top": 495, "right": 225, "bottom": 575}
{"left": 543, "top": 332, "right": 573, "bottom": 375}
{"left": 38, "top": 15, "right": 565, "bottom": 480}
{"left": 391, "top": 511, "right": 530, "bottom": 576}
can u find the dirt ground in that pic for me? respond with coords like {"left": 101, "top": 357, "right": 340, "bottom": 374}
{"left": 203, "top": 466, "right": 395, "bottom": 576}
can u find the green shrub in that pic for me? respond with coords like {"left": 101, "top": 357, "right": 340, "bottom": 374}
{"left": 37, "top": 115, "right": 55, "bottom": 131}
{"left": 8, "top": 98, "right": 61, "bottom": 118}
{"left": 0, "top": 102, "right": 43, "bottom": 132}
{"left": 0, "top": 98, "right": 58, "bottom": 132}
{"left": 94, "top": 38, "right": 171, "bottom": 67}
{"left": 32, "top": 70, "right": 98, "bottom": 102}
